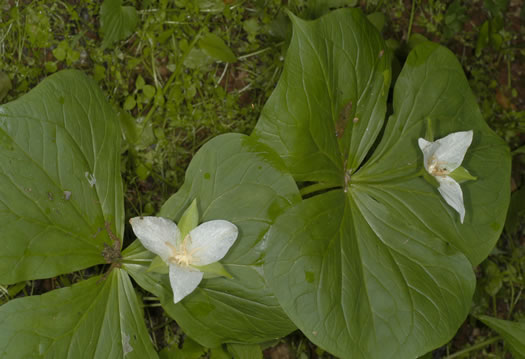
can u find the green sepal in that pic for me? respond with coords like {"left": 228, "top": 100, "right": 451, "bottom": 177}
{"left": 178, "top": 198, "right": 199, "bottom": 239}
{"left": 191, "top": 261, "right": 233, "bottom": 279}
{"left": 449, "top": 166, "right": 477, "bottom": 183}
{"left": 422, "top": 170, "right": 439, "bottom": 188}
{"left": 424, "top": 117, "right": 434, "bottom": 141}
{"left": 147, "top": 255, "right": 169, "bottom": 274}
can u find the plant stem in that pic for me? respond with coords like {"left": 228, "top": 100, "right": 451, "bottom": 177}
{"left": 144, "top": 303, "right": 162, "bottom": 307}
{"left": 299, "top": 183, "right": 340, "bottom": 197}
{"left": 443, "top": 336, "right": 501, "bottom": 359}
{"left": 143, "top": 296, "right": 160, "bottom": 301}
{"left": 407, "top": 0, "right": 417, "bottom": 43}
{"left": 238, "top": 43, "right": 283, "bottom": 60}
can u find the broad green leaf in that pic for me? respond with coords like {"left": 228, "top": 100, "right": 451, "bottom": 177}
{"left": 123, "top": 133, "right": 299, "bottom": 347}
{"left": 0, "top": 269, "right": 157, "bottom": 358}
{"left": 0, "top": 70, "right": 123, "bottom": 284}
{"left": 198, "top": 33, "right": 237, "bottom": 63}
{"left": 227, "top": 343, "right": 263, "bottom": 359}
{"left": 504, "top": 186, "right": 525, "bottom": 235}
{"left": 479, "top": 316, "right": 525, "bottom": 359}
{"left": 257, "top": 10, "right": 510, "bottom": 359}
{"left": 408, "top": 33, "right": 430, "bottom": 50}
{"left": 100, "top": 0, "right": 139, "bottom": 48}
{"left": 265, "top": 189, "right": 475, "bottom": 358}
{"left": 253, "top": 9, "right": 391, "bottom": 184}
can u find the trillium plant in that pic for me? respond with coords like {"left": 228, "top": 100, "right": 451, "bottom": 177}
{"left": 0, "top": 8, "right": 513, "bottom": 359}
{"left": 418, "top": 130, "right": 475, "bottom": 223}
{"left": 129, "top": 205, "right": 238, "bottom": 303}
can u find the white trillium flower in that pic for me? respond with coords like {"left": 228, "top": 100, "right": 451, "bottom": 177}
{"left": 129, "top": 216, "right": 238, "bottom": 303}
{"left": 418, "top": 130, "right": 473, "bottom": 223}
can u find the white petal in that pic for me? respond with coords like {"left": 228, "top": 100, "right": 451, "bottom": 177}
{"left": 129, "top": 217, "right": 180, "bottom": 262}
{"left": 169, "top": 264, "right": 203, "bottom": 303}
{"left": 418, "top": 138, "right": 439, "bottom": 173}
{"left": 433, "top": 130, "right": 473, "bottom": 172}
{"left": 437, "top": 176, "right": 466, "bottom": 223}
{"left": 418, "top": 137, "right": 432, "bottom": 151}
{"left": 187, "top": 220, "right": 238, "bottom": 266}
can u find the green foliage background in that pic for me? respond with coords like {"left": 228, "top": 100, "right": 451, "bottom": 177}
{"left": 0, "top": 0, "right": 524, "bottom": 358}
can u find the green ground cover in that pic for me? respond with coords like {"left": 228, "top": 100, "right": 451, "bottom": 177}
{"left": 0, "top": 0, "right": 524, "bottom": 357}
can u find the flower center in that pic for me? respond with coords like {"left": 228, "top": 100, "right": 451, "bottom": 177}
{"left": 166, "top": 235, "right": 201, "bottom": 267}
{"left": 428, "top": 155, "right": 449, "bottom": 177}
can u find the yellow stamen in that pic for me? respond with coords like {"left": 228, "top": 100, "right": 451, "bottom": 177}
{"left": 428, "top": 155, "right": 449, "bottom": 177}
{"left": 166, "top": 235, "right": 202, "bottom": 267}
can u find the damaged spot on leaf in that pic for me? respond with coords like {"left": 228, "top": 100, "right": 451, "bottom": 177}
{"left": 336, "top": 100, "right": 352, "bottom": 138}
{"left": 85, "top": 172, "right": 96, "bottom": 187}
{"left": 63, "top": 191, "right": 72, "bottom": 200}
{"left": 122, "top": 332, "right": 133, "bottom": 356}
